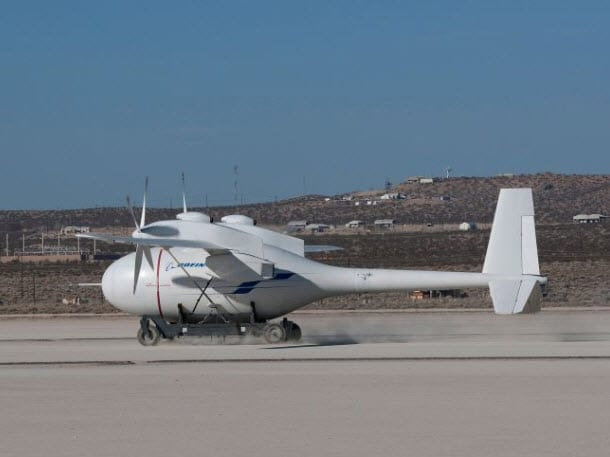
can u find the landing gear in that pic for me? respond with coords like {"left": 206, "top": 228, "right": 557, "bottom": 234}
{"left": 263, "top": 323, "right": 286, "bottom": 344}
{"left": 262, "top": 319, "right": 302, "bottom": 343}
{"left": 136, "top": 315, "right": 302, "bottom": 346}
{"left": 287, "top": 322, "right": 302, "bottom": 341}
{"left": 137, "top": 324, "right": 161, "bottom": 346}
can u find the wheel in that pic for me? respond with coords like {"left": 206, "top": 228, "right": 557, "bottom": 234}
{"left": 263, "top": 323, "right": 286, "bottom": 344}
{"left": 137, "top": 325, "right": 161, "bottom": 346}
{"left": 287, "top": 323, "right": 302, "bottom": 342}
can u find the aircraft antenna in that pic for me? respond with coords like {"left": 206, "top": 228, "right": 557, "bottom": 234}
{"left": 181, "top": 172, "right": 188, "bottom": 213}
{"left": 233, "top": 165, "right": 239, "bottom": 204}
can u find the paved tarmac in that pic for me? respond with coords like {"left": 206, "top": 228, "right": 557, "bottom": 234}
{"left": 2, "top": 310, "right": 610, "bottom": 457}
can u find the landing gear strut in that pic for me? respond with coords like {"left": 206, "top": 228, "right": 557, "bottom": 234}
{"left": 137, "top": 315, "right": 302, "bottom": 346}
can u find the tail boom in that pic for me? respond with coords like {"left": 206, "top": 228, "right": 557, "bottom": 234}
{"left": 308, "top": 188, "right": 546, "bottom": 315}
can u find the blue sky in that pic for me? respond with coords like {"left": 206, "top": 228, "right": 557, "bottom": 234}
{"left": 1, "top": 1, "right": 609, "bottom": 209}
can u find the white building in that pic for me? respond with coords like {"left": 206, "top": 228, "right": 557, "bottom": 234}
{"left": 345, "top": 220, "right": 364, "bottom": 229}
{"left": 374, "top": 219, "right": 396, "bottom": 229}
{"left": 380, "top": 192, "right": 406, "bottom": 200}
{"left": 285, "top": 220, "right": 308, "bottom": 232}
{"left": 60, "top": 226, "right": 90, "bottom": 235}
{"left": 573, "top": 214, "right": 608, "bottom": 224}
{"left": 406, "top": 176, "right": 424, "bottom": 183}
{"left": 306, "top": 223, "right": 331, "bottom": 233}
{"left": 459, "top": 222, "right": 477, "bottom": 231}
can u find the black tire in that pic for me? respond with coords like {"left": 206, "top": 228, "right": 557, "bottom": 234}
{"left": 263, "top": 323, "right": 286, "bottom": 344}
{"left": 137, "top": 325, "right": 161, "bottom": 346}
{"left": 287, "top": 323, "right": 302, "bottom": 342}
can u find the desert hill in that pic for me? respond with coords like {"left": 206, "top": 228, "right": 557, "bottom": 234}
{"left": 0, "top": 174, "right": 607, "bottom": 236}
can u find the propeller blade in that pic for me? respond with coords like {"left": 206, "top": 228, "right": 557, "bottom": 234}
{"left": 126, "top": 196, "right": 140, "bottom": 231}
{"left": 133, "top": 244, "right": 143, "bottom": 294}
{"left": 143, "top": 245, "right": 154, "bottom": 270}
{"left": 181, "top": 172, "right": 188, "bottom": 213}
{"left": 140, "top": 177, "right": 148, "bottom": 228}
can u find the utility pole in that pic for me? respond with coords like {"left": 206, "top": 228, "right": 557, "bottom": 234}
{"left": 233, "top": 165, "right": 239, "bottom": 204}
{"left": 20, "top": 263, "right": 24, "bottom": 298}
{"left": 5, "top": 233, "right": 8, "bottom": 256}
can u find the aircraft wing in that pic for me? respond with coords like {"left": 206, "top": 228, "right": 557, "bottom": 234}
{"left": 77, "top": 232, "right": 229, "bottom": 254}
{"left": 205, "top": 252, "right": 275, "bottom": 282}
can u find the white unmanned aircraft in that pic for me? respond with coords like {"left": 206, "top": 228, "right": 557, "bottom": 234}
{"left": 79, "top": 180, "right": 547, "bottom": 345}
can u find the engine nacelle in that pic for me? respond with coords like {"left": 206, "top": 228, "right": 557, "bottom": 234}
{"left": 176, "top": 212, "right": 212, "bottom": 223}
{"left": 221, "top": 215, "right": 256, "bottom": 226}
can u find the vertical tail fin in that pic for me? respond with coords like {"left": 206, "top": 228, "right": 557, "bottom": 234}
{"left": 484, "top": 189, "right": 543, "bottom": 314}
{"left": 483, "top": 188, "right": 539, "bottom": 276}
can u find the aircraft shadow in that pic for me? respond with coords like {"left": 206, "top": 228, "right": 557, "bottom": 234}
{"left": 263, "top": 337, "right": 360, "bottom": 349}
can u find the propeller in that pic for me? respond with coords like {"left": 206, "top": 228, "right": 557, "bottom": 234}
{"left": 127, "top": 177, "right": 153, "bottom": 294}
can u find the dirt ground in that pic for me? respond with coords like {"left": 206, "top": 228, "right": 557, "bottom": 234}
{"left": 0, "top": 223, "right": 607, "bottom": 314}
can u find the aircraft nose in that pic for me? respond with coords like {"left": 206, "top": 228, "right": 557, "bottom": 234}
{"left": 101, "top": 252, "right": 157, "bottom": 315}
{"left": 101, "top": 260, "right": 118, "bottom": 308}
{"left": 101, "top": 254, "right": 137, "bottom": 313}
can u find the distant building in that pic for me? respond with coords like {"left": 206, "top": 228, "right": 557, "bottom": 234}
{"left": 374, "top": 219, "right": 396, "bottom": 230}
{"left": 419, "top": 178, "right": 434, "bottom": 184}
{"left": 305, "top": 223, "right": 330, "bottom": 233}
{"left": 459, "top": 222, "right": 477, "bottom": 231}
{"left": 573, "top": 214, "right": 608, "bottom": 224}
{"left": 410, "top": 289, "right": 464, "bottom": 300}
{"left": 286, "top": 220, "right": 308, "bottom": 232}
{"left": 380, "top": 192, "right": 406, "bottom": 200}
{"left": 497, "top": 173, "right": 515, "bottom": 177}
{"left": 406, "top": 176, "right": 424, "bottom": 183}
{"left": 60, "top": 226, "right": 90, "bottom": 235}
{"left": 345, "top": 220, "right": 364, "bottom": 229}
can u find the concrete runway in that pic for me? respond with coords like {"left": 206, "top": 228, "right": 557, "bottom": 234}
{"left": 2, "top": 310, "right": 610, "bottom": 457}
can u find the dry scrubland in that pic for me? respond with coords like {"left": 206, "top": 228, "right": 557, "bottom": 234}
{"left": 0, "top": 223, "right": 607, "bottom": 314}
{"left": 0, "top": 174, "right": 607, "bottom": 314}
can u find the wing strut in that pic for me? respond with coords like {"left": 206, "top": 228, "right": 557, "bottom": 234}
{"left": 164, "top": 248, "right": 215, "bottom": 313}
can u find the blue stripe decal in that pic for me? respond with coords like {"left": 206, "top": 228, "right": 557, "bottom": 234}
{"left": 230, "top": 272, "right": 295, "bottom": 295}
{"left": 233, "top": 288, "right": 254, "bottom": 295}
{"left": 274, "top": 272, "right": 294, "bottom": 280}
